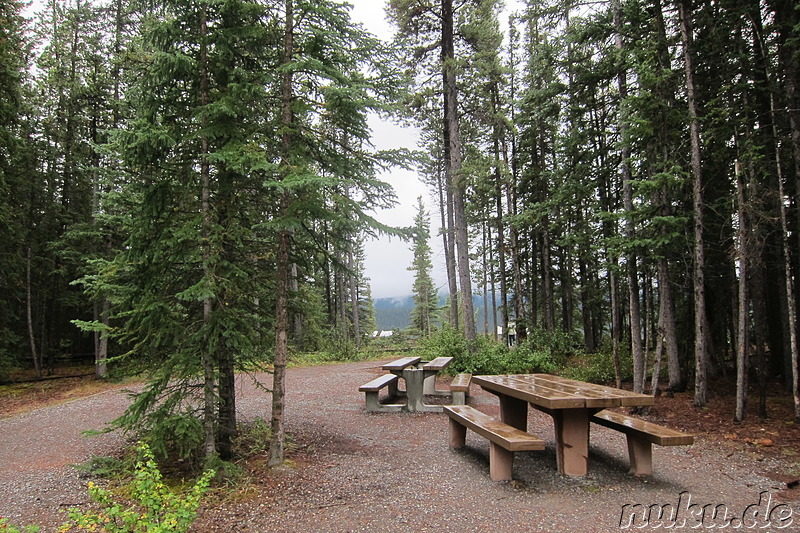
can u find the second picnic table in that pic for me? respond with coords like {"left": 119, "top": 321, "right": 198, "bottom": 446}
{"left": 383, "top": 356, "right": 453, "bottom": 412}
{"left": 472, "top": 373, "right": 655, "bottom": 476}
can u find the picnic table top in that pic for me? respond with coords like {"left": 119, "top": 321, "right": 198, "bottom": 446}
{"left": 422, "top": 356, "right": 453, "bottom": 372}
{"left": 472, "top": 373, "right": 655, "bottom": 410}
{"left": 382, "top": 356, "right": 422, "bottom": 372}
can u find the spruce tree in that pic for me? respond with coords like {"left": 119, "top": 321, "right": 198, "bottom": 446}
{"left": 408, "top": 197, "right": 439, "bottom": 335}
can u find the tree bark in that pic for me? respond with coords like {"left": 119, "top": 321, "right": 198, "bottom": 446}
{"left": 615, "top": 0, "right": 645, "bottom": 393}
{"left": 734, "top": 160, "right": 748, "bottom": 423}
{"left": 442, "top": 0, "right": 475, "bottom": 342}
{"left": 269, "top": 0, "right": 294, "bottom": 467}
{"left": 199, "top": 3, "right": 216, "bottom": 460}
{"left": 26, "top": 247, "right": 41, "bottom": 380}
{"left": 678, "top": 0, "right": 708, "bottom": 407}
{"left": 437, "top": 166, "right": 459, "bottom": 330}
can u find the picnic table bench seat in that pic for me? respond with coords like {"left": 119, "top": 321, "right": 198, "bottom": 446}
{"left": 450, "top": 373, "right": 472, "bottom": 405}
{"left": 444, "top": 405, "right": 545, "bottom": 481}
{"left": 359, "top": 374, "right": 403, "bottom": 413}
{"left": 591, "top": 409, "right": 694, "bottom": 476}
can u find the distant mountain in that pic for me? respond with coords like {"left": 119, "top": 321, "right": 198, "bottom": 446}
{"left": 372, "top": 294, "right": 499, "bottom": 332}
{"left": 373, "top": 295, "right": 414, "bottom": 330}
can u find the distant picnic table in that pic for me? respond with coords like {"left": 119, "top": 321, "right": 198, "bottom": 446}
{"left": 359, "top": 356, "right": 468, "bottom": 413}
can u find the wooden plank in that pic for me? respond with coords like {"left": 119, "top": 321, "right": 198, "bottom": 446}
{"left": 474, "top": 374, "right": 655, "bottom": 410}
{"left": 473, "top": 375, "right": 586, "bottom": 409}
{"left": 538, "top": 374, "right": 655, "bottom": 407}
{"left": 507, "top": 375, "right": 619, "bottom": 408}
{"left": 382, "top": 356, "right": 421, "bottom": 372}
{"left": 450, "top": 373, "right": 472, "bottom": 392}
{"left": 592, "top": 410, "right": 694, "bottom": 446}
{"left": 422, "top": 356, "right": 453, "bottom": 372}
{"left": 444, "top": 405, "right": 545, "bottom": 452}
{"left": 359, "top": 374, "right": 399, "bottom": 392}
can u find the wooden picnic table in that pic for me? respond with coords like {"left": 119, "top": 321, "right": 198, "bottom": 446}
{"left": 381, "top": 356, "right": 453, "bottom": 412}
{"left": 472, "top": 373, "right": 654, "bottom": 476}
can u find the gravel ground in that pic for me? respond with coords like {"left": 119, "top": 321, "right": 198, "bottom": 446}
{"left": 1, "top": 360, "right": 797, "bottom": 532}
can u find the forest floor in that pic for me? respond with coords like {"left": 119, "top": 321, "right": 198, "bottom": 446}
{"left": 2, "top": 362, "right": 800, "bottom": 532}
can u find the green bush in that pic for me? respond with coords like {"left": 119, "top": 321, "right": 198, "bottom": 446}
{"left": 0, "top": 518, "right": 39, "bottom": 533}
{"left": 561, "top": 346, "right": 633, "bottom": 384}
{"left": 63, "top": 442, "right": 214, "bottom": 533}
{"left": 416, "top": 326, "right": 467, "bottom": 366}
{"left": 418, "top": 328, "right": 569, "bottom": 375}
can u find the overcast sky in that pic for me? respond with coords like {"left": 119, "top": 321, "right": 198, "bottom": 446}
{"left": 351, "top": 0, "right": 520, "bottom": 299}
{"left": 349, "top": 0, "right": 447, "bottom": 300}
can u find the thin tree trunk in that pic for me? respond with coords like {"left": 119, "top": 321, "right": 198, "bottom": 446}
{"left": 199, "top": 3, "right": 216, "bottom": 460}
{"left": 508, "top": 180, "right": 526, "bottom": 342}
{"left": 615, "top": 0, "right": 644, "bottom": 393}
{"left": 442, "top": 0, "right": 475, "bottom": 343}
{"left": 754, "top": 10, "right": 800, "bottom": 419}
{"left": 610, "top": 268, "right": 623, "bottom": 389}
{"left": 541, "top": 228, "right": 554, "bottom": 331}
{"left": 579, "top": 255, "right": 595, "bottom": 352}
{"left": 678, "top": 0, "right": 708, "bottom": 407}
{"left": 482, "top": 220, "right": 489, "bottom": 336}
{"left": 269, "top": 0, "right": 294, "bottom": 467}
{"left": 437, "top": 167, "right": 459, "bottom": 330}
{"left": 495, "top": 165, "right": 508, "bottom": 343}
{"left": 26, "top": 247, "right": 41, "bottom": 379}
{"left": 489, "top": 223, "right": 498, "bottom": 341}
{"left": 734, "top": 160, "right": 749, "bottom": 422}
{"left": 349, "top": 244, "right": 361, "bottom": 349}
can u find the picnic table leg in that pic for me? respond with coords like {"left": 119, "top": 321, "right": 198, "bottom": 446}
{"left": 552, "top": 408, "right": 590, "bottom": 476}
{"left": 498, "top": 395, "right": 528, "bottom": 432}
{"left": 403, "top": 368, "right": 425, "bottom": 412}
{"left": 423, "top": 373, "right": 437, "bottom": 395}
{"left": 626, "top": 435, "right": 653, "bottom": 476}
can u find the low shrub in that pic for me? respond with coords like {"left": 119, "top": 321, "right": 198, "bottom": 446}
{"left": 0, "top": 518, "right": 39, "bottom": 533}
{"left": 63, "top": 442, "right": 214, "bottom": 533}
{"left": 419, "top": 328, "right": 571, "bottom": 375}
{"left": 561, "top": 346, "right": 633, "bottom": 384}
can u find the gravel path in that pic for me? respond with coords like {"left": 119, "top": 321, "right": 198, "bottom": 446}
{"left": 1, "top": 360, "right": 796, "bottom": 532}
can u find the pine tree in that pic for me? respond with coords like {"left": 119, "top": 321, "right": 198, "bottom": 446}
{"left": 112, "top": 0, "right": 280, "bottom": 460}
{"left": 408, "top": 197, "right": 439, "bottom": 335}
{"left": 0, "top": 0, "right": 32, "bottom": 380}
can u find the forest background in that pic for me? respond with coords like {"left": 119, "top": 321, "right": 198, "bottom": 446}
{"left": 1, "top": 0, "right": 799, "bottom": 465}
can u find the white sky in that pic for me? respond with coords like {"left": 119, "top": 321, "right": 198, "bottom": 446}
{"left": 351, "top": 0, "right": 522, "bottom": 299}
{"left": 348, "top": 0, "right": 443, "bottom": 300}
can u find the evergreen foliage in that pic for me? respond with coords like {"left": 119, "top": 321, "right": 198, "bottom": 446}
{"left": 3, "top": 0, "right": 800, "bottom": 447}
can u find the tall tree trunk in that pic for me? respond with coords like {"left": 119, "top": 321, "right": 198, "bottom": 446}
{"left": 199, "top": 3, "right": 216, "bottom": 460}
{"left": 541, "top": 228, "right": 555, "bottom": 331}
{"left": 658, "top": 256, "right": 682, "bottom": 391}
{"left": 579, "top": 254, "right": 596, "bottom": 352}
{"left": 615, "top": 0, "right": 645, "bottom": 393}
{"left": 269, "top": 0, "right": 294, "bottom": 467}
{"left": 26, "top": 247, "right": 41, "bottom": 379}
{"left": 349, "top": 244, "right": 361, "bottom": 349}
{"left": 508, "top": 180, "right": 526, "bottom": 342}
{"left": 437, "top": 167, "right": 459, "bottom": 329}
{"left": 481, "top": 220, "right": 489, "bottom": 336}
{"left": 734, "top": 160, "right": 749, "bottom": 422}
{"left": 495, "top": 163, "right": 509, "bottom": 343}
{"left": 678, "top": 0, "right": 708, "bottom": 407}
{"left": 759, "top": 3, "right": 800, "bottom": 418}
{"left": 442, "top": 0, "right": 475, "bottom": 343}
